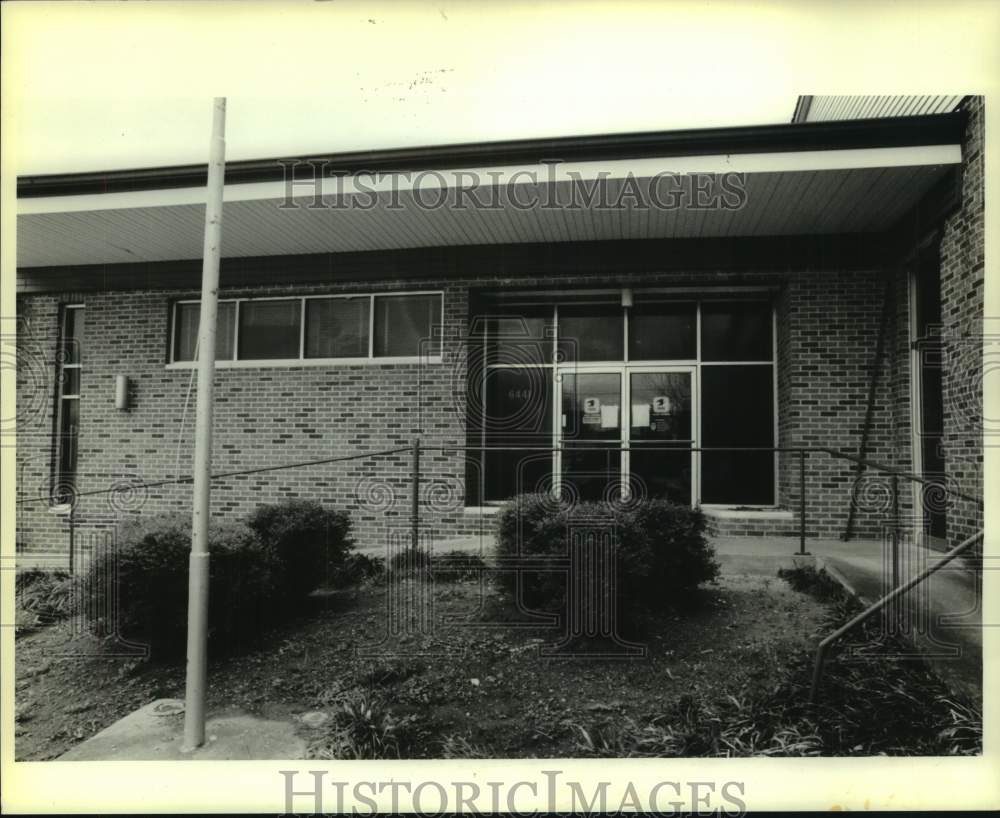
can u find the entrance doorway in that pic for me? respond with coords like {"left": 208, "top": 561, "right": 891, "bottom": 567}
{"left": 556, "top": 366, "right": 695, "bottom": 504}
{"left": 468, "top": 292, "right": 776, "bottom": 508}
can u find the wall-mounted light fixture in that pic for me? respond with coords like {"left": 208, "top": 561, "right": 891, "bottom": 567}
{"left": 114, "top": 375, "right": 130, "bottom": 410}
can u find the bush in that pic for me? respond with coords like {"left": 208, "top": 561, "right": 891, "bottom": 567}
{"left": 429, "top": 551, "right": 489, "bottom": 582}
{"left": 494, "top": 493, "right": 718, "bottom": 628}
{"left": 247, "top": 500, "right": 354, "bottom": 599}
{"left": 327, "top": 551, "right": 385, "bottom": 589}
{"left": 85, "top": 513, "right": 274, "bottom": 658}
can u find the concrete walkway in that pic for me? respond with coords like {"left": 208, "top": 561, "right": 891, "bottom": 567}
{"left": 59, "top": 699, "right": 307, "bottom": 760}
{"left": 714, "top": 535, "right": 982, "bottom": 701}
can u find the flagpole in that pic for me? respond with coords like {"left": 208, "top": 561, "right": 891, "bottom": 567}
{"left": 182, "top": 97, "right": 226, "bottom": 751}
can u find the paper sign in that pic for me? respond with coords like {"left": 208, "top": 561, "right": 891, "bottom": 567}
{"left": 583, "top": 397, "right": 601, "bottom": 414}
{"left": 600, "top": 404, "right": 619, "bottom": 428}
{"left": 631, "top": 403, "right": 650, "bottom": 427}
{"left": 652, "top": 395, "right": 671, "bottom": 414}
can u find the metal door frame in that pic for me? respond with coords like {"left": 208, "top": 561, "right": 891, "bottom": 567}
{"left": 554, "top": 363, "right": 698, "bottom": 504}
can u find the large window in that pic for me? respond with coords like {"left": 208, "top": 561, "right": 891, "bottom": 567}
{"left": 53, "top": 305, "right": 84, "bottom": 500}
{"left": 468, "top": 292, "right": 776, "bottom": 507}
{"left": 170, "top": 291, "right": 442, "bottom": 364}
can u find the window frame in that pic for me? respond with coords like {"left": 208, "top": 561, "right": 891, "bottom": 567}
{"left": 167, "top": 290, "right": 444, "bottom": 368}
{"left": 52, "top": 303, "right": 85, "bottom": 504}
{"left": 469, "top": 289, "right": 779, "bottom": 510}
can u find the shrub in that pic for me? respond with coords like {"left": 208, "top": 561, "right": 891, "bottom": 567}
{"left": 85, "top": 513, "right": 274, "bottom": 658}
{"left": 247, "top": 500, "right": 354, "bottom": 599}
{"left": 494, "top": 493, "right": 718, "bottom": 628}
{"left": 430, "top": 551, "right": 489, "bottom": 582}
{"left": 327, "top": 551, "right": 384, "bottom": 589}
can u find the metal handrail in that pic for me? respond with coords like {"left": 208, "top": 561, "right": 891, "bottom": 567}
{"left": 14, "top": 445, "right": 414, "bottom": 506}
{"left": 808, "top": 528, "right": 984, "bottom": 703}
{"left": 819, "top": 446, "right": 982, "bottom": 506}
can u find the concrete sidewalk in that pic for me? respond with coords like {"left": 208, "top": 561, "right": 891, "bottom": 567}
{"left": 714, "top": 534, "right": 982, "bottom": 701}
{"left": 59, "top": 699, "right": 307, "bottom": 760}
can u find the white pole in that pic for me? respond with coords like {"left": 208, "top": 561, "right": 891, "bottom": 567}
{"left": 182, "top": 97, "right": 226, "bottom": 751}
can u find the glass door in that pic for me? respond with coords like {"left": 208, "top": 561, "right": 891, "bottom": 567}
{"left": 557, "top": 370, "right": 623, "bottom": 502}
{"left": 626, "top": 368, "right": 695, "bottom": 505}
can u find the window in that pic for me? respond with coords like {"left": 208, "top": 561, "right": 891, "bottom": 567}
{"left": 373, "top": 294, "right": 442, "bottom": 358}
{"left": 700, "top": 300, "right": 772, "bottom": 361}
{"left": 169, "top": 292, "right": 443, "bottom": 364}
{"left": 238, "top": 299, "right": 301, "bottom": 360}
{"left": 53, "top": 305, "right": 84, "bottom": 499}
{"left": 629, "top": 301, "right": 696, "bottom": 360}
{"left": 305, "top": 297, "right": 369, "bottom": 358}
{"left": 467, "top": 291, "right": 776, "bottom": 508}
{"left": 700, "top": 365, "right": 775, "bottom": 504}
{"left": 484, "top": 308, "right": 554, "bottom": 366}
{"left": 557, "top": 303, "right": 624, "bottom": 362}
{"left": 172, "top": 301, "right": 236, "bottom": 361}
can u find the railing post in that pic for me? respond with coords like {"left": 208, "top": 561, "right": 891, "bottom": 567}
{"left": 411, "top": 437, "right": 421, "bottom": 553}
{"left": 798, "top": 450, "right": 808, "bottom": 555}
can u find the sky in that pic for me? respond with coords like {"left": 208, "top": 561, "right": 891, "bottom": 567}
{"left": 3, "top": 1, "right": 998, "bottom": 175}
{"left": 0, "top": 2, "right": 840, "bottom": 175}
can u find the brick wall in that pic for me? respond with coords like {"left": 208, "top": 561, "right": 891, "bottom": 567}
{"left": 937, "top": 95, "right": 985, "bottom": 547}
{"left": 16, "top": 262, "right": 916, "bottom": 554}
{"left": 778, "top": 270, "right": 902, "bottom": 539}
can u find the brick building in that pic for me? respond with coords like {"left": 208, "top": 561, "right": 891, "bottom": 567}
{"left": 14, "top": 95, "right": 984, "bottom": 561}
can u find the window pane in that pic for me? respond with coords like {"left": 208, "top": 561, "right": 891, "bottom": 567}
{"left": 58, "top": 399, "right": 79, "bottom": 478}
{"left": 484, "top": 308, "right": 554, "bottom": 366}
{"left": 480, "top": 366, "right": 553, "bottom": 501}
{"left": 60, "top": 368, "right": 80, "bottom": 397}
{"left": 700, "top": 365, "right": 774, "bottom": 504}
{"left": 237, "top": 300, "right": 301, "bottom": 360}
{"left": 305, "top": 297, "right": 369, "bottom": 358}
{"left": 700, "top": 301, "right": 772, "bottom": 361}
{"left": 62, "top": 307, "right": 84, "bottom": 364}
{"left": 173, "top": 302, "right": 235, "bottom": 361}
{"left": 373, "top": 294, "right": 442, "bottom": 357}
{"left": 557, "top": 304, "right": 624, "bottom": 362}
{"left": 629, "top": 302, "right": 696, "bottom": 360}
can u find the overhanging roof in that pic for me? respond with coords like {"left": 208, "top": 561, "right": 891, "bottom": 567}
{"left": 16, "top": 112, "right": 966, "bottom": 270}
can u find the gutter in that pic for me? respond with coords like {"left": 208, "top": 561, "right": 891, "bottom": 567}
{"left": 17, "top": 111, "right": 968, "bottom": 199}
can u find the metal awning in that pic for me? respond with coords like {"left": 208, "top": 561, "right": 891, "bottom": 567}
{"left": 16, "top": 113, "right": 965, "bottom": 270}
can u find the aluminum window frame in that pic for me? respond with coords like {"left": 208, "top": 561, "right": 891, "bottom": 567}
{"left": 52, "top": 304, "right": 85, "bottom": 500}
{"left": 476, "top": 289, "right": 779, "bottom": 508}
{"left": 167, "top": 290, "right": 445, "bottom": 368}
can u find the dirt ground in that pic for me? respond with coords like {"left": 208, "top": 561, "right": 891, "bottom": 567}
{"left": 15, "top": 572, "right": 830, "bottom": 760}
